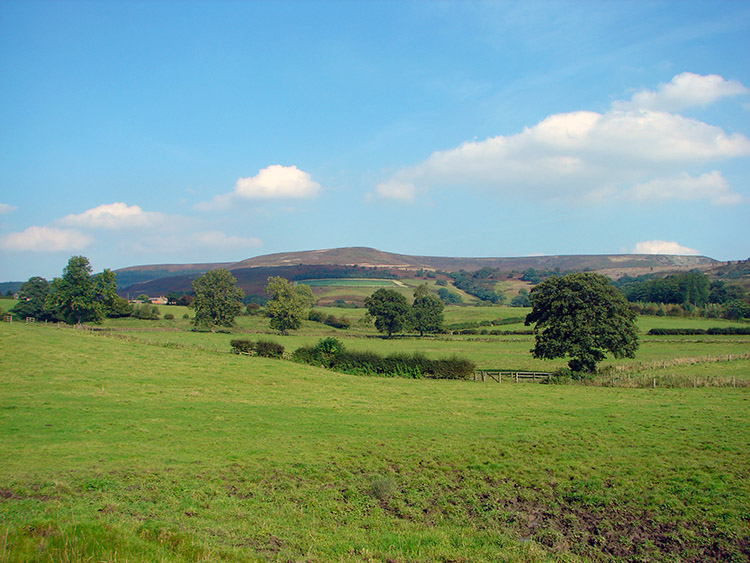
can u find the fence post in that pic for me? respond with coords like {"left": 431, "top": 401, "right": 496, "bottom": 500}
{"left": 653, "top": 378, "right": 656, "bottom": 388}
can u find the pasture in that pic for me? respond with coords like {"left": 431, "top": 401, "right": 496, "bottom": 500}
{"left": 1, "top": 310, "right": 749, "bottom": 562}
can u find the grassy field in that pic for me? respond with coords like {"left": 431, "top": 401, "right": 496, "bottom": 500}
{"left": 1, "top": 318, "right": 750, "bottom": 562}
{"left": 85, "top": 304, "right": 750, "bottom": 385}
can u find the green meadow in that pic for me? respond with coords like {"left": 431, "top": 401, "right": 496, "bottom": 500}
{"left": 1, "top": 307, "right": 749, "bottom": 562}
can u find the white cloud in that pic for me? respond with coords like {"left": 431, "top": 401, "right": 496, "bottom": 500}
{"left": 634, "top": 240, "right": 700, "bottom": 256}
{"left": 0, "top": 226, "right": 93, "bottom": 252}
{"left": 127, "top": 231, "right": 261, "bottom": 255}
{"left": 368, "top": 180, "right": 417, "bottom": 203}
{"left": 0, "top": 203, "right": 18, "bottom": 215}
{"left": 58, "top": 202, "right": 165, "bottom": 229}
{"left": 377, "top": 73, "right": 750, "bottom": 206}
{"left": 623, "top": 171, "right": 742, "bottom": 206}
{"left": 191, "top": 231, "right": 263, "bottom": 249}
{"left": 616, "top": 72, "right": 749, "bottom": 112}
{"left": 198, "top": 165, "right": 321, "bottom": 210}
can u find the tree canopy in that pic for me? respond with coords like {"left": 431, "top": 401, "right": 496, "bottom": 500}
{"left": 365, "top": 288, "right": 412, "bottom": 338}
{"left": 47, "top": 256, "right": 104, "bottom": 325}
{"left": 412, "top": 284, "right": 444, "bottom": 336}
{"left": 12, "top": 276, "right": 53, "bottom": 321}
{"left": 264, "top": 276, "right": 314, "bottom": 334}
{"left": 525, "top": 272, "right": 639, "bottom": 373}
{"left": 191, "top": 269, "right": 245, "bottom": 330}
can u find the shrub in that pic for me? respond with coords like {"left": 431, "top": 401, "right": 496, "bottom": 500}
{"left": 643, "top": 303, "right": 660, "bottom": 316}
{"left": 133, "top": 303, "right": 161, "bottom": 320}
{"left": 324, "top": 314, "right": 351, "bottom": 329}
{"left": 316, "top": 337, "right": 345, "bottom": 357}
{"left": 291, "top": 345, "right": 319, "bottom": 365}
{"left": 333, "top": 350, "right": 385, "bottom": 374}
{"left": 648, "top": 328, "right": 706, "bottom": 335}
{"left": 308, "top": 309, "right": 327, "bottom": 323}
{"left": 230, "top": 339, "right": 255, "bottom": 354}
{"left": 706, "top": 326, "right": 750, "bottom": 335}
{"left": 292, "top": 344, "right": 474, "bottom": 379}
{"left": 164, "top": 313, "right": 175, "bottom": 320}
{"left": 430, "top": 356, "right": 476, "bottom": 379}
{"left": 255, "top": 339, "right": 285, "bottom": 358}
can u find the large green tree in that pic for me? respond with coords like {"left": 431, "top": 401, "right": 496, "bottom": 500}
{"left": 12, "top": 276, "right": 53, "bottom": 321}
{"left": 93, "top": 268, "right": 131, "bottom": 318}
{"left": 412, "top": 284, "right": 444, "bottom": 336}
{"left": 265, "top": 276, "right": 315, "bottom": 334}
{"left": 525, "top": 272, "right": 639, "bottom": 373}
{"left": 47, "top": 256, "right": 104, "bottom": 325}
{"left": 365, "top": 288, "right": 412, "bottom": 338}
{"left": 191, "top": 269, "right": 245, "bottom": 330}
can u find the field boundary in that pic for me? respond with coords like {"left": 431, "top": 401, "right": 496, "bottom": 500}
{"left": 474, "top": 369, "right": 552, "bottom": 383}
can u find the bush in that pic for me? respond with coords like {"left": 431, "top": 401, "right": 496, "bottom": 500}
{"left": 308, "top": 309, "right": 327, "bottom": 323}
{"left": 255, "top": 339, "right": 285, "bottom": 358}
{"left": 164, "top": 313, "right": 175, "bottom": 320}
{"left": 316, "top": 337, "right": 345, "bottom": 356}
{"left": 550, "top": 367, "right": 592, "bottom": 382}
{"left": 230, "top": 339, "right": 255, "bottom": 354}
{"left": 706, "top": 326, "right": 750, "bottom": 335}
{"left": 648, "top": 328, "right": 706, "bottom": 335}
{"left": 324, "top": 314, "right": 351, "bottom": 329}
{"left": 648, "top": 327, "right": 750, "bottom": 335}
{"left": 132, "top": 303, "right": 161, "bottom": 320}
{"left": 430, "top": 356, "right": 476, "bottom": 379}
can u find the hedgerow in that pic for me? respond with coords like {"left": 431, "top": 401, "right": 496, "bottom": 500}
{"left": 291, "top": 338, "right": 474, "bottom": 379}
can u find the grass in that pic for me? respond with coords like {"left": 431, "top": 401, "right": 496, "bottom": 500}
{"left": 1, "top": 321, "right": 749, "bottom": 562}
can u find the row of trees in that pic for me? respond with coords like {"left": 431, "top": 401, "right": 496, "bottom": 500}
{"left": 618, "top": 271, "right": 747, "bottom": 307}
{"left": 364, "top": 286, "right": 444, "bottom": 337}
{"left": 14, "top": 257, "right": 740, "bottom": 377}
{"left": 12, "top": 256, "right": 131, "bottom": 324}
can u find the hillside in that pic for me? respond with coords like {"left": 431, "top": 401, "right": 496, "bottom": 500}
{"left": 115, "top": 246, "right": 722, "bottom": 297}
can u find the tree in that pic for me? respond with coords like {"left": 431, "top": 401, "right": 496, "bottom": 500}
{"left": 525, "top": 272, "right": 639, "bottom": 373}
{"left": 93, "top": 268, "right": 131, "bottom": 318}
{"left": 365, "top": 288, "right": 412, "bottom": 338}
{"left": 12, "top": 276, "right": 53, "bottom": 321}
{"left": 437, "top": 287, "right": 462, "bottom": 304}
{"left": 191, "top": 269, "right": 244, "bottom": 330}
{"left": 510, "top": 288, "right": 531, "bottom": 307}
{"left": 265, "top": 276, "right": 314, "bottom": 334}
{"left": 47, "top": 256, "right": 104, "bottom": 325}
{"left": 724, "top": 299, "right": 750, "bottom": 320}
{"left": 412, "top": 284, "right": 444, "bottom": 336}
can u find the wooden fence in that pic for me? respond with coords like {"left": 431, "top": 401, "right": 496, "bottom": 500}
{"left": 473, "top": 369, "right": 552, "bottom": 383}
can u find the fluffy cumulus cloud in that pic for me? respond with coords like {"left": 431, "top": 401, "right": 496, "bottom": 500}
{"left": 373, "top": 73, "right": 750, "bottom": 206}
{"left": 0, "top": 203, "right": 18, "bottom": 215}
{"left": 634, "top": 240, "right": 700, "bottom": 256}
{"left": 616, "top": 72, "right": 750, "bottom": 112}
{"left": 0, "top": 226, "right": 92, "bottom": 252}
{"left": 199, "top": 165, "right": 321, "bottom": 210}
{"left": 58, "top": 202, "right": 165, "bottom": 229}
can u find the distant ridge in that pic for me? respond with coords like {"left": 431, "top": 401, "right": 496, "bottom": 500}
{"left": 115, "top": 246, "right": 721, "bottom": 296}
{"left": 230, "top": 246, "right": 718, "bottom": 273}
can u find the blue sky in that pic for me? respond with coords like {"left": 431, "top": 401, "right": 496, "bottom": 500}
{"left": 1, "top": 0, "right": 749, "bottom": 281}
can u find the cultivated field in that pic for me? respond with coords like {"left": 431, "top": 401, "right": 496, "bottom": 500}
{"left": 1, "top": 308, "right": 749, "bottom": 562}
